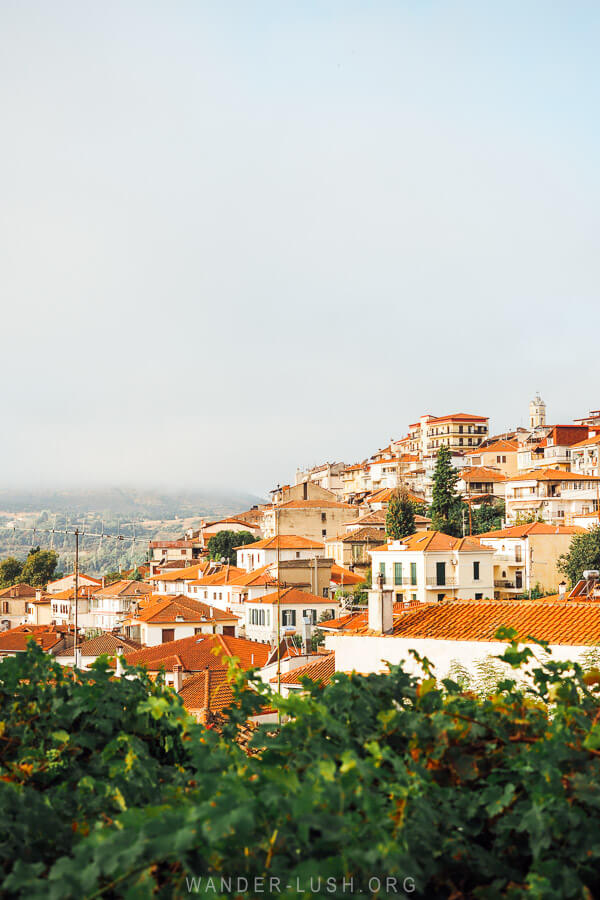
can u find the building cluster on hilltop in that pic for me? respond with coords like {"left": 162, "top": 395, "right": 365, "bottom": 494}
{"left": 1, "top": 395, "right": 600, "bottom": 724}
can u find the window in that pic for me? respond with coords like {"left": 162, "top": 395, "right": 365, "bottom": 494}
{"left": 321, "top": 513, "right": 327, "bottom": 523}
{"left": 296, "top": 552, "right": 300, "bottom": 558}
{"left": 161, "top": 628, "right": 175, "bottom": 643}
{"left": 410, "top": 562, "right": 417, "bottom": 585}
{"left": 411, "top": 593, "right": 417, "bottom": 602}
{"left": 475, "top": 593, "right": 483, "bottom": 600}
{"left": 322, "top": 529, "right": 327, "bottom": 538}
{"left": 437, "top": 593, "right": 445, "bottom": 602}
{"left": 394, "top": 562, "right": 403, "bottom": 585}
{"left": 282, "top": 609, "right": 296, "bottom": 627}
{"left": 379, "top": 562, "right": 386, "bottom": 579}
{"left": 473, "top": 561, "right": 480, "bottom": 581}
{"left": 194, "top": 627, "right": 203, "bottom": 634}
{"left": 322, "top": 588, "right": 329, "bottom": 598}
{"left": 303, "top": 609, "right": 317, "bottom": 624}
{"left": 436, "top": 562, "right": 445, "bottom": 586}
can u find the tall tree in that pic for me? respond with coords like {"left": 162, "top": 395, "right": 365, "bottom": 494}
{"left": 20, "top": 547, "right": 59, "bottom": 588}
{"left": 429, "top": 445, "right": 463, "bottom": 537}
{"left": 0, "top": 557, "right": 24, "bottom": 588}
{"left": 207, "top": 530, "right": 257, "bottom": 564}
{"left": 558, "top": 526, "right": 600, "bottom": 587}
{"left": 385, "top": 486, "right": 416, "bottom": 539}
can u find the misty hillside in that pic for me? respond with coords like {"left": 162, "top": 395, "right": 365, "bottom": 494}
{"left": 0, "top": 487, "right": 266, "bottom": 576}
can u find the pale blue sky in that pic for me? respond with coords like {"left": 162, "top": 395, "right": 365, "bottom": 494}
{"left": 1, "top": 2, "right": 598, "bottom": 494}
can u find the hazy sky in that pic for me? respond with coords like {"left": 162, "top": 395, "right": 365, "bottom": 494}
{"left": 1, "top": 1, "right": 599, "bottom": 496}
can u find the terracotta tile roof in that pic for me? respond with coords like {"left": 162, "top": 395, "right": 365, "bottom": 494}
{"left": 332, "top": 526, "right": 386, "bottom": 544}
{"left": 50, "top": 585, "right": 96, "bottom": 601}
{"left": 0, "top": 583, "right": 36, "bottom": 599}
{"left": 0, "top": 624, "right": 72, "bottom": 654}
{"left": 330, "top": 599, "right": 600, "bottom": 645}
{"left": 203, "top": 517, "right": 260, "bottom": 530}
{"left": 276, "top": 500, "right": 355, "bottom": 510}
{"left": 79, "top": 633, "right": 142, "bottom": 655}
{"left": 427, "top": 413, "right": 489, "bottom": 424}
{"left": 571, "top": 433, "right": 600, "bottom": 449}
{"left": 236, "top": 535, "right": 324, "bottom": 551}
{"left": 177, "top": 668, "right": 231, "bottom": 710}
{"left": 131, "top": 594, "right": 238, "bottom": 624}
{"left": 149, "top": 562, "right": 213, "bottom": 582}
{"left": 371, "top": 531, "right": 492, "bottom": 554}
{"left": 186, "top": 566, "right": 246, "bottom": 587}
{"left": 273, "top": 653, "right": 336, "bottom": 686}
{"left": 478, "top": 523, "right": 587, "bottom": 538}
{"left": 507, "top": 468, "right": 600, "bottom": 483}
{"left": 369, "top": 488, "right": 426, "bottom": 505}
{"left": 94, "top": 580, "right": 152, "bottom": 598}
{"left": 330, "top": 564, "right": 365, "bottom": 586}
{"left": 460, "top": 466, "right": 507, "bottom": 483}
{"left": 249, "top": 587, "right": 337, "bottom": 606}
{"left": 466, "top": 439, "right": 519, "bottom": 454}
{"left": 47, "top": 573, "right": 102, "bottom": 588}
{"left": 122, "top": 633, "right": 271, "bottom": 673}
{"left": 345, "top": 510, "right": 387, "bottom": 527}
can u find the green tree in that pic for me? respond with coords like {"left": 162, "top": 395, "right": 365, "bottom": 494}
{"left": 429, "top": 445, "right": 463, "bottom": 536}
{"left": 20, "top": 547, "right": 59, "bottom": 588}
{"left": 8, "top": 636, "right": 600, "bottom": 896}
{"left": 558, "top": 525, "right": 600, "bottom": 587}
{"left": 207, "top": 530, "right": 257, "bottom": 564}
{"left": 385, "top": 486, "right": 416, "bottom": 539}
{"left": 471, "top": 499, "right": 506, "bottom": 535}
{"left": 0, "top": 557, "right": 24, "bottom": 588}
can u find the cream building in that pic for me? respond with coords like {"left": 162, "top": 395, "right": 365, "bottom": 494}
{"left": 261, "top": 499, "right": 360, "bottom": 542}
{"left": 244, "top": 587, "right": 339, "bottom": 643}
{"left": 370, "top": 531, "right": 495, "bottom": 604}
{"left": 477, "top": 523, "right": 584, "bottom": 597}
{"left": 504, "top": 469, "right": 600, "bottom": 525}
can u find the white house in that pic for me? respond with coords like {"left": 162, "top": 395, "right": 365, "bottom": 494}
{"left": 236, "top": 535, "right": 325, "bottom": 572}
{"left": 370, "top": 531, "right": 495, "bottom": 604}
{"left": 89, "top": 580, "right": 152, "bottom": 631}
{"left": 244, "top": 587, "right": 340, "bottom": 644}
{"left": 124, "top": 594, "right": 238, "bottom": 646}
{"left": 46, "top": 573, "right": 102, "bottom": 594}
{"left": 504, "top": 469, "right": 600, "bottom": 525}
{"left": 324, "top": 592, "right": 600, "bottom": 684}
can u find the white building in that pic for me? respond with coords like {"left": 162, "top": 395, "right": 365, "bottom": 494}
{"left": 370, "top": 531, "right": 495, "bottom": 604}
{"left": 46, "top": 573, "right": 102, "bottom": 594}
{"left": 90, "top": 580, "right": 152, "bottom": 631}
{"left": 124, "top": 595, "right": 238, "bottom": 646}
{"left": 244, "top": 587, "right": 340, "bottom": 644}
{"left": 236, "top": 535, "right": 325, "bottom": 572}
{"left": 504, "top": 469, "right": 600, "bottom": 525}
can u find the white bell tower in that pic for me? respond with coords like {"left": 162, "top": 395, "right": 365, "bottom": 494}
{"left": 529, "top": 393, "right": 546, "bottom": 429}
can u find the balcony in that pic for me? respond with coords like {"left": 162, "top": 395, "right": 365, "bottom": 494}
{"left": 426, "top": 576, "right": 457, "bottom": 587}
{"left": 495, "top": 579, "right": 522, "bottom": 591}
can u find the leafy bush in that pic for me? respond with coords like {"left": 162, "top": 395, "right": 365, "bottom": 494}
{"left": 5, "top": 637, "right": 600, "bottom": 897}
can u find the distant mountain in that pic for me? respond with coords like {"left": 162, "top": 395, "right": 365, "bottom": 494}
{"left": 0, "top": 487, "right": 266, "bottom": 520}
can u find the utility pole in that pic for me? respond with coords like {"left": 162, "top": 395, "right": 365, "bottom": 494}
{"left": 74, "top": 528, "right": 79, "bottom": 667}
{"left": 275, "top": 491, "right": 281, "bottom": 721}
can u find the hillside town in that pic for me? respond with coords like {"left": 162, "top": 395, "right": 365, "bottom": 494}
{"left": 2, "top": 395, "right": 600, "bottom": 725}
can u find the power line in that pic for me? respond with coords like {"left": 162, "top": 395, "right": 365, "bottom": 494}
{"left": 0, "top": 524, "right": 151, "bottom": 545}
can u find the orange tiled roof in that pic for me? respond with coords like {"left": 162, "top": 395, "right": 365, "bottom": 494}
{"left": 507, "top": 468, "right": 600, "bottom": 483}
{"left": 331, "top": 526, "right": 386, "bottom": 543}
{"left": 371, "top": 531, "right": 491, "bottom": 554}
{"left": 149, "top": 562, "right": 213, "bottom": 583}
{"left": 249, "top": 587, "right": 337, "bottom": 606}
{"left": 330, "top": 564, "right": 365, "bottom": 586}
{"left": 0, "top": 624, "right": 72, "bottom": 654}
{"left": 273, "top": 653, "right": 336, "bottom": 686}
{"left": 460, "top": 466, "right": 507, "bottom": 483}
{"left": 466, "top": 439, "right": 519, "bottom": 454}
{"left": 369, "top": 488, "right": 426, "bottom": 505}
{"left": 478, "top": 523, "right": 587, "bottom": 538}
{"left": 571, "top": 433, "right": 600, "bottom": 449}
{"left": 276, "top": 500, "right": 355, "bottom": 510}
{"left": 79, "top": 633, "right": 142, "bottom": 655}
{"left": 122, "top": 633, "right": 270, "bottom": 672}
{"left": 94, "top": 580, "right": 152, "bottom": 597}
{"left": 177, "top": 668, "right": 231, "bottom": 710}
{"left": 131, "top": 594, "right": 237, "bottom": 624}
{"left": 0, "top": 583, "right": 36, "bottom": 599}
{"left": 236, "top": 535, "right": 325, "bottom": 551}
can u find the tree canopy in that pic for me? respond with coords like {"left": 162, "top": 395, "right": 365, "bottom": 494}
{"left": 558, "top": 525, "right": 600, "bottom": 587}
{"left": 385, "top": 486, "right": 416, "bottom": 540}
{"left": 6, "top": 638, "right": 600, "bottom": 896}
{"left": 207, "top": 529, "right": 257, "bottom": 564}
{"left": 429, "top": 446, "right": 463, "bottom": 536}
{"left": 0, "top": 547, "right": 59, "bottom": 589}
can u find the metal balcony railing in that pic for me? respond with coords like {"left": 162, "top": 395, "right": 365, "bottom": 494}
{"left": 425, "top": 576, "right": 458, "bottom": 587}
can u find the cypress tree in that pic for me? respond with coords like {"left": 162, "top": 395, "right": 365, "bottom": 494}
{"left": 429, "top": 445, "right": 463, "bottom": 536}
{"left": 386, "top": 486, "right": 416, "bottom": 540}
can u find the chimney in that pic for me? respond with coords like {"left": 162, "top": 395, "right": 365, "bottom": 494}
{"left": 303, "top": 482, "right": 308, "bottom": 500}
{"left": 301, "top": 615, "right": 313, "bottom": 654}
{"left": 173, "top": 664, "right": 183, "bottom": 692}
{"left": 209, "top": 606, "right": 214, "bottom": 618}
{"left": 367, "top": 573, "right": 394, "bottom": 634}
{"left": 115, "top": 646, "right": 124, "bottom": 677}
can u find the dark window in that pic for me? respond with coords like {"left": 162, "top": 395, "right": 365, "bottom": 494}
{"left": 282, "top": 609, "right": 297, "bottom": 627}
{"left": 475, "top": 593, "right": 483, "bottom": 600}
{"left": 394, "top": 562, "right": 403, "bottom": 585}
{"left": 161, "top": 628, "right": 175, "bottom": 643}
{"left": 437, "top": 593, "right": 445, "bottom": 602}
{"left": 473, "top": 561, "right": 480, "bottom": 581}
{"left": 436, "top": 562, "right": 446, "bottom": 586}
{"left": 410, "top": 562, "right": 417, "bottom": 585}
